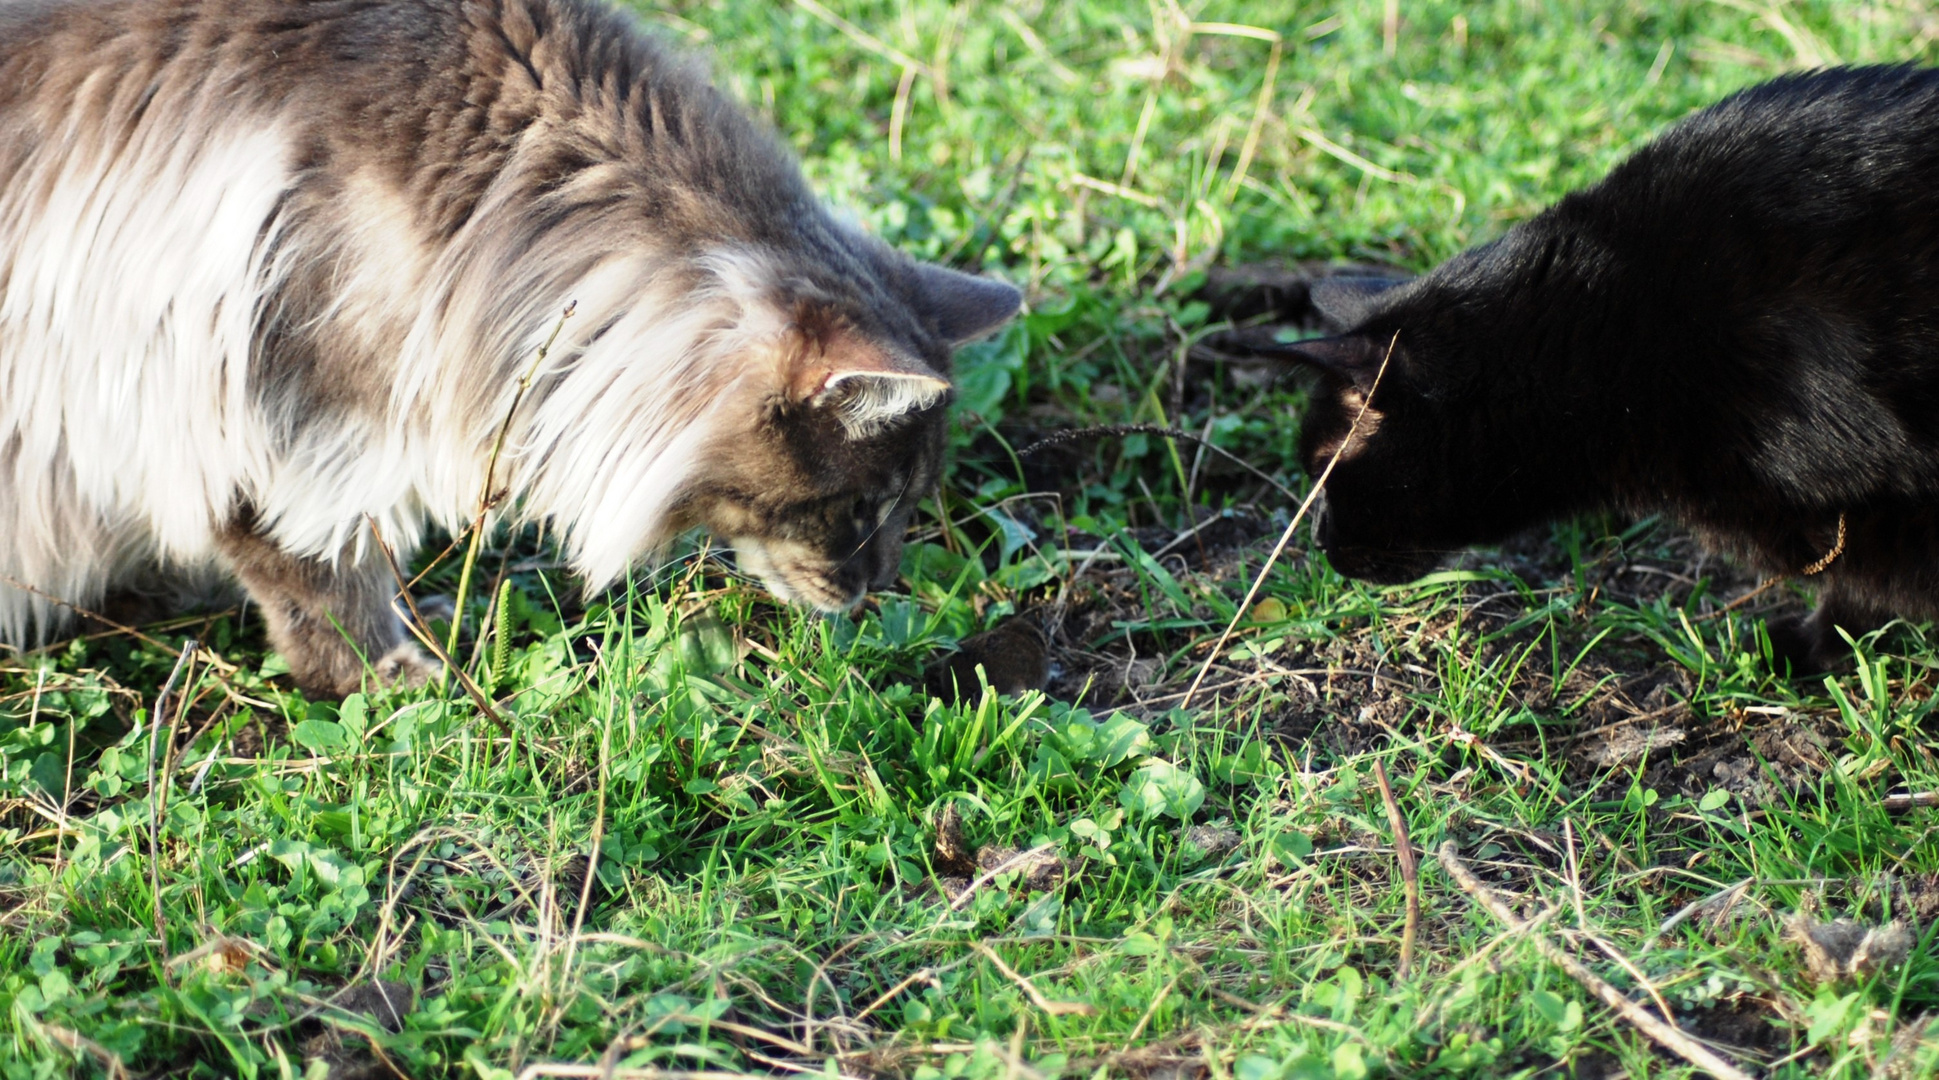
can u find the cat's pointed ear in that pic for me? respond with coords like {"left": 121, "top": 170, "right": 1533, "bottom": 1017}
{"left": 913, "top": 263, "right": 1023, "bottom": 344}
{"left": 1250, "top": 334, "right": 1393, "bottom": 393}
{"left": 788, "top": 332, "right": 951, "bottom": 435}
{"left": 1309, "top": 275, "right": 1409, "bottom": 329}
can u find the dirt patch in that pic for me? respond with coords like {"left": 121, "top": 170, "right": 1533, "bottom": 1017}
{"left": 1679, "top": 995, "right": 1796, "bottom": 1063}
{"left": 298, "top": 979, "right": 413, "bottom": 1080}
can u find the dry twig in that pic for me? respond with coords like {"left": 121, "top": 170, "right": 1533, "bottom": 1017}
{"left": 967, "top": 942, "right": 1098, "bottom": 1017}
{"left": 1644, "top": 877, "right": 1757, "bottom": 953}
{"left": 1371, "top": 758, "right": 1419, "bottom": 976}
{"left": 366, "top": 515, "right": 514, "bottom": 739}
{"left": 146, "top": 641, "right": 196, "bottom": 952}
{"left": 1437, "top": 842, "right": 1756, "bottom": 1080}
{"left": 446, "top": 301, "right": 576, "bottom": 672}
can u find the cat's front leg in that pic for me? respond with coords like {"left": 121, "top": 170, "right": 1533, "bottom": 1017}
{"left": 1764, "top": 581, "right": 1882, "bottom": 676}
{"left": 215, "top": 521, "right": 437, "bottom": 698}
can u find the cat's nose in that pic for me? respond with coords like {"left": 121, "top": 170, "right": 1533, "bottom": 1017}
{"left": 1310, "top": 495, "right": 1336, "bottom": 550}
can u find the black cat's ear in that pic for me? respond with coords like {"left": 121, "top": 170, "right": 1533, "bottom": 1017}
{"left": 1249, "top": 334, "right": 1393, "bottom": 393}
{"left": 1309, "top": 275, "right": 1409, "bottom": 329}
{"left": 913, "top": 263, "right": 1023, "bottom": 345}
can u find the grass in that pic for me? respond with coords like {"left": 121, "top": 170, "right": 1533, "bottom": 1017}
{"left": 8, "top": 1, "right": 1939, "bottom": 1076}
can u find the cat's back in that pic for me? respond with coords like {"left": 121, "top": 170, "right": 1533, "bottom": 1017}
{"left": 1571, "top": 66, "right": 1939, "bottom": 255}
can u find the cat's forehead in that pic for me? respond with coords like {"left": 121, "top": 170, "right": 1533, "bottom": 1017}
{"left": 708, "top": 241, "right": 931, "bottom": 346}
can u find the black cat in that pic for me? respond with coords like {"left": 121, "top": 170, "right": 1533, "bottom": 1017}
{"left": 1221, "top": 65, "right": 1939, "bottom": 672}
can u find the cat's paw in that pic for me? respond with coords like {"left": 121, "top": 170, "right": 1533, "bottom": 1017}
{"left": 1763, "top": 614, "right": 1850, "bottom": 677}
{"left": 373, "top": 642, "right": 442, "bottom": 689}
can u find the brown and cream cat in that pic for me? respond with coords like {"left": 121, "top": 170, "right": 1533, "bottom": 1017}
{"left": 0, "top": 0, "right": 1020, "bottom": 695}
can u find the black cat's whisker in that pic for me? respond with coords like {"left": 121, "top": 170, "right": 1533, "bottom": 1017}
{"left": 1182, "top": 331, "right": 1399, "bottom": 708}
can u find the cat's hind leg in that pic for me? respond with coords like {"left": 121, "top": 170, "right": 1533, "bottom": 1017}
{"left": 214, "top": 519, "right": 436, "bottom": 698}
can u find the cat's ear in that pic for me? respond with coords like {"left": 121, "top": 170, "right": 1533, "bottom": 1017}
{"left": 787, "top": 331, "right": 951, "bottom": 435}
{"left": 1252, "top": 334, "right": 1394, "bottom": 393}
{"left": 913, "top": 263, "right": 1023, "bottom": 344}
{"left": 1309, "top": 275, "right": 1409, "bottom": 329}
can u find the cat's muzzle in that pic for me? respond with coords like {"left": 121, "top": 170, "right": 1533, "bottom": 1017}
{"left": 1309, "top": 497, "right": 1443, "bottom": 585}
{"left": 731, "top": 536, "right": 884, "bottom": 612}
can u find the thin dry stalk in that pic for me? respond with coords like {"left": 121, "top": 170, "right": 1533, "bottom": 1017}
{"left": 1125, "top": 973, "right": 1178, "bottom": 1039}
{"left": 0, "top": 571, "right": 219, "bottom": 666}
{"left": 803, "top": 933, "right": 876, "bottom": 1056}
{"left": 556, "top": 685, "right": 611, "bottom": 1012}
{"left": 966, "top": 942, "right": 1097, "bottom": 1017}
{"left": 1190, "top": 22, "right": 1281, "bottom": 203}
{"left": 1371, "top": 758, "right": 1419, "bottom": 977}
{"left": 514, "top": 1068, "right": 766, "bottom": 1080}
{"left": 851, "top": 965, "right": 950, "bottom": 1024}
{"left": 23, "top": 1018, "right": 130, "bottom": 1080}
{"left": 790, "top": 0, "right": 930, "bottom": 75}
{"left": 1885, "top": 791, "right": 1939, "bottom": 812}
{"left": 1437, "top": 842, "right": 1757, "bottom": 1080}
{"left": 146, "top": 641, "right": 197, "bottom": 952}
{"left": 365, "top": 515, "right": 514, "bottom": 739}
{"left": 1564, "top": 818, "right": 1590, "bottom": 931}
{"left": 446, "top": 301, "right": 577, "bottom": 676}
{"left": 888, "top": 63, "right": 919, "bottom": 162}
{"left": 1181, "top": 333, "right": 1396, "bottom": 707}
{"left": 1644, "top": 877, "right": 1757, "bottom": 953}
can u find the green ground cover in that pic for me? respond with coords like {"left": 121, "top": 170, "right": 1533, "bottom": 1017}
{"left": 8, "top": 1, "right": 1939, "bottom": 1076}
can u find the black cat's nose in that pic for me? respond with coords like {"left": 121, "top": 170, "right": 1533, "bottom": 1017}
{"left": 1310, "top": 495, "right": 1336, "bottom": 551}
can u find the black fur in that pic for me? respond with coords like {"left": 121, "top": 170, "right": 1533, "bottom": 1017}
{"left": 1234, "top": 66, "right": 1939, "bottom": 673}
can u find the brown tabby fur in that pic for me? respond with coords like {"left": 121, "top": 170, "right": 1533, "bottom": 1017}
{"left": 0, "top": 0, "right": 1019, "bottom": 695}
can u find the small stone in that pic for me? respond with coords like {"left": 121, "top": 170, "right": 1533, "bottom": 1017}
{"left": 926, "top": 615, "right": 1050, "bottom": 702}
{"left": 1179, "top": 825, "right": 1242, "bottom": 861}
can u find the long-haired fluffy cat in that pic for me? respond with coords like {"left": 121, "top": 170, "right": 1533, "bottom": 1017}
{"left": 1222, "top": 66, "right": 1939, "bottom": 673}
{"left": 0, "top": 0, "right": 1020, "bottom": 695}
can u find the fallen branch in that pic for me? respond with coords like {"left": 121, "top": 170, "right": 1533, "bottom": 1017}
{"left": 1884, "top": 791, "right": 1939, "bottom": 812}
{"left": 1437, "top": 842, "right": 1755, "bottom": 1080}
{"left": 1371, "top": 758, "right": 1419, "bottom": 976}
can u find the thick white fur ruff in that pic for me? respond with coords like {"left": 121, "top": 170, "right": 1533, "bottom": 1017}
{"left": 821, "top": 371, "right": 950, "bottom": 438}
{"left": 0, "top": 112, "right": 800, "bottom": 642}
{"left": 0, "top": 120, "right": 291, "bottom": 641}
